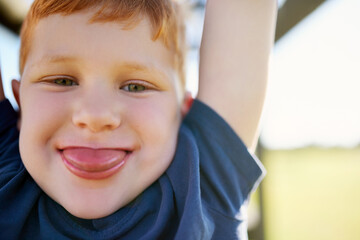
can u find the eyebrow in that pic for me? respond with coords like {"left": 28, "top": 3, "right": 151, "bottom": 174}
{"left": 120, "top": 62, "right": 160, "bottom": 74}
{"left": 117, "top": 62, "right": 170, "bottom": 82}
{"left": 33, "top": 55, "right": 168, "bottom": 79}
{"left": 30, "top": 55, "right": 78, "bottom": 68}
{"left": 45, "top": 55, "right": 77, "bottom": 64}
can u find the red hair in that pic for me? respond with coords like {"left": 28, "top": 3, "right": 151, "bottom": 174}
{"left": 20, "top": 0, "right": 186, "bottom": 87}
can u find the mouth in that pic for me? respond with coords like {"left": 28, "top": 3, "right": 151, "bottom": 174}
{"left": 59, "top": 147, "right": 130, "bottom": 180}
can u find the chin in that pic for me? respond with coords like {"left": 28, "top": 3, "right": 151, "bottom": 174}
{"left": 63, "top": 200, "right": 120, "bottom": 220}
{"left": 71, "top": 209, "right": 112, "bottom": 220}
{"left": 52, "top": 187, "right": 131, "bottom": 220}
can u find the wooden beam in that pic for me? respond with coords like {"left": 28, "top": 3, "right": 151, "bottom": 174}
{"left": 0, "top": 3, "right": 22, "bottom": 34}
{"left": 276, "top": 0, "right": 326, "bottom": 41}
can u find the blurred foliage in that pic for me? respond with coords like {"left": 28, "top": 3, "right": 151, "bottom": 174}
{"left": 261, "top": 147, "right": 360, "bottom": 240}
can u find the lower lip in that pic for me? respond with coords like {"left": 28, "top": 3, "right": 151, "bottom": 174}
{"left": 60, "top": 151, "right": 129, "bottom": 180}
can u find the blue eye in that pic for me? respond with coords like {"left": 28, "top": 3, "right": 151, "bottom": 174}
{"left": 53, "top": 78, "right": 77, "bottom": 86}
{"left": 123, "top": 84, "right": 146, "bottom": 92}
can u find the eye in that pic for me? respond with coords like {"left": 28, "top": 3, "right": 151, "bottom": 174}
{"left": 53, "top": 78, "right": 77, "bottom": 86}
{"left": 122, "top": 83, "right": 147, "bottom": 92}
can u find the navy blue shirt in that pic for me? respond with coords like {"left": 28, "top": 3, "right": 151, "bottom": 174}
{"left": 0, "top": 99, "right": 265, "bottom": 239}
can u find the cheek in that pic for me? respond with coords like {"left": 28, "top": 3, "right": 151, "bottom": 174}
{"left": 127, "top": 95, "right": 181, "bottom": 155}
{"left": 131, "top": 95, "right": 179, "bottom": 134}
{"left": 20, "top": 90, "right": 71, "bottom": 148}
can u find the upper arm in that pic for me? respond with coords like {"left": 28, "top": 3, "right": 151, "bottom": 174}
{"left": 197, "top": 0, "right": 277, "bottom": 151}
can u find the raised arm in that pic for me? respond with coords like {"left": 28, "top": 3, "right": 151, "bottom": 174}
{"left": 198, "top": 0, "right": 277, "bottom": 152}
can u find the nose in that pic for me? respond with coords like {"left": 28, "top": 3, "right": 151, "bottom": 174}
{"left": 72, "top": 90, "right": 121, "bottom": 133}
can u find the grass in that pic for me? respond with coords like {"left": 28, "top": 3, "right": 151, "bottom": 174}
{"left": 259, "top": 147, "right": 360, "bottom": 240}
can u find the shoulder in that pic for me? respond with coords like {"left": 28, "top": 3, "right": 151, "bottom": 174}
{"left": 0, "top": 99, "right": 18, "bottom": 133}
{"left": 179, "top": 100, "right": 265, "bottom": 210}
{"left": 0, "top": 99, "right": 23, "bottom": 185}
{"left": 167, "top": 100, "right": 265, "bottom": 238}
{"left": 183, "top": 99, "right": 265, "bottom": 186}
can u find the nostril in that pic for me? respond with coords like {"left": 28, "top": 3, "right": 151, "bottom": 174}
{"left": 72, "top": 107, "right": 121, "bottom": 132}
{"left": 77, "top": 122, "right": 87, "bottom": 129}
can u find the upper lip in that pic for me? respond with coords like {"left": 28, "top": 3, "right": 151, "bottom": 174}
{"left": 57, "top": 143, "right": 135, "bottom": 152}
{"left": 55, "top": 134, "right": 137, "bottom": 151}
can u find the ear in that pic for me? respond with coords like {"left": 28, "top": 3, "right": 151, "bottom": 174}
{"left": 11, "top": 79, "right": 21, "bottom": 130}
{"left": 181, "top": 91, "right": 193, "bottom": 117}
{"left": 11, "top": 79, "right": 21, "bottom": 108}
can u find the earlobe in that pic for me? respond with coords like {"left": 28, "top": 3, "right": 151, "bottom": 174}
{"left": 181, "top": 91, "right": 193, "bottom": 117}
{"left": 11, "top": 79, "right": 21, "bottom": 108}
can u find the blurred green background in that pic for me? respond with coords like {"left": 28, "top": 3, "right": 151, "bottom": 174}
{"left": 256, "top": 147, "right": 360, "bottom": 240}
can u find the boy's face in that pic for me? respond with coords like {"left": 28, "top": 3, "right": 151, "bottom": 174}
{"left": 19, "top": 10, "right": 183, "bottom": 219}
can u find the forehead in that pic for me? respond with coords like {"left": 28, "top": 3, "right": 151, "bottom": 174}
{"left": 24, "top": 11, "right": 176, "bottom": 77}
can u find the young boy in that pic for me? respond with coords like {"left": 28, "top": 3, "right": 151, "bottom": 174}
{"left": 0, "top": 0, "right": 277, "bottom": 239}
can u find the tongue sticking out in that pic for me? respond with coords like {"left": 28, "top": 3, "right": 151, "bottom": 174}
{"left": 62, "top": 148, "right": 127, "bottom": 172}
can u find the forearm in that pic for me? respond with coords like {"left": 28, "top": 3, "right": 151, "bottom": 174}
{"left": 198, "top": 0, "right": 277, "bottom": 151}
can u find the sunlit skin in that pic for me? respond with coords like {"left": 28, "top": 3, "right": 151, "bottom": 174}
{"left": 15, "top": 10, "right": 186, "bottom": 219}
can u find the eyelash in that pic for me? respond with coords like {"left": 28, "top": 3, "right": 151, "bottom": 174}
{"left": 53, "top": 78, "right": 78, "bottom": 86}
{"left": 121, "top": 82, "right": 149, "bottom": 92}
{"left": 45, "top": 77, "right": 154, "bottom": 93}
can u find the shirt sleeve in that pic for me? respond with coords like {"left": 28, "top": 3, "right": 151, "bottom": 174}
{"left": 183, "top": 99, "right": 265, "bottom": 218}
{"left": 0, "top": 99, "right": 21, "bottom": 178}
{"left": 0, "top": 99, "right": 18, "bottom": 135}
